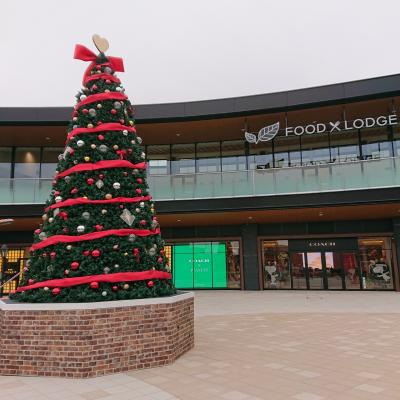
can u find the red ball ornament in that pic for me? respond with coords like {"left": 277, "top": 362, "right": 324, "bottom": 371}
{"left": 95, "top": 225, "right": 103, "bottom": 231}
{"left": 82, "top": 109, "right": 89, "bottom": 114}
{"left": 70, "top": 188, "right": 78, "bottom": 194}
{"left": 87, "top": 178, "right": 94, "bottom": 185}
{"left": 50, "top": 251, "right": 56, "bottom": 259}
{"left": 72, "top": 111, "right": 78, "bottom": 117}
{"left": 92, "top": 84, "right": 98, "bottom": 91}
{"left": 69, "top": 148, "right": 75, "bottom": 155}
{"left": 54, "top": 191, "right": 60, "bottom": 196}
{"left": 90, "top": 282, "right": 99, "bottom": 289}
{"left": 105, "top": 79, "right": 111, "bottom": 84}
{"left": 63, "top": 227, "right": 69, "bottom": 234}
{"left": 119, "top": 119, "right": 125, "bottom": 124}
{"left": 137, "top": 178, "right": 143, "bottom": 184}
{"left": 64, "top": 269, "right": 69, "bottom": 276}
{"left": 28, "top": 279, "right": 35, "bottom": 285}
{"left": 112, "top": 285, "right": 118, "bottom": 292}
{"left": 160, "top": 250, "right": 165, "bottom": 256}
{"left": 113, "top": 245, "right": 119, "bottom": 251}
{"left": 111, "top": 109, "right": 117, "bottom": 115}
{"left": 70, "top": 261, "right": 80, "bottom": 270}
{"left": 52, "top": 288, "right": 61, "bottom": 296}
{"left": 157, "top": 257, "right": 163, "bottom": 263}
{"left": 123, "top": 171, "right": 128, "bottom": 177}
{"left": 98, "top": 134, "right": 105, "bottom": 141}
{"left": 119, "top": 204, "right": 124, "bottom": 209}
{"left": 133, "top": 248, "right": 139, "bottom": 255}
{"left": 147, "top": 280, "right": 154, "bottom": 288}
{"left": 52, "top": 180, "right": 57, "bottom": 186}
{"left": 136, "top": 188, "right": 142, "bottom": 194}
{"left": 42, "top": 252, "right": 47, "bottom": 258}
{"left": 140, "top": 220, "right": 146, "bottom": 226}
{"left": 34, "top": 229, "right": 41, "bottom": 234}
{"left": 83, "top": 250, "right": 90, "bottom": 256}
{"left": 91, "top": 249, "right": 101, "bottom": 257}
{"left": 99, "top": 174, "right": 105, "bottom": 179}
{"left": 128, "top": 148, "right": 133, "bottom": 154}
{"left": 97, "top": 121, "right": 102, "bottom": 125}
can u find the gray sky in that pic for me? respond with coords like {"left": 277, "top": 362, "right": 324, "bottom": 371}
{"left": 1, "top": 0, "right": 400, "bottom": 107}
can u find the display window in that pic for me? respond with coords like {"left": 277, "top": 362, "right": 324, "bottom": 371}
{"left": 167, "top": 240, "right": 241, "bottom": 289}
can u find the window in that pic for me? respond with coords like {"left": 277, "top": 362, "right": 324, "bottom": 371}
{"left": 41, "top": 147, "right": 64, "bottom": 178}
{"left": 0, "top": 147, "right": 12, "bottom": 178}
{"left": 248, "top": 140, "right": 273, "bottom": 169}
{"left": 262, "top": 240, "right": 291, "bottom": 289}
{"left": 196, "top": 142, "right": 221, "bottom": 172}
{"left": 147, "top": 145, "right": 170, "bottom": 175}
{"left": 14, "top": 147, "right": 40, "bottom": 178}
{"left": 360, "top": 127, "right": 392, "bottom": 160}
{"left": 274, "top": 136, "right": 300, "bottom": 168}
{"left": 171, "top": 144, "right": 195, "bottom": 174}
{"left": 358, "top": 237, "right": 393, "bottom": 290}
{"left": 169, "top": 240, "right": 241, "bottom": 289}
{"left": 221, "top": 140, "right": 246, "bottom": 171}
{"left": 330, "top": 130, "right": 360, "bottom": 163}
{"left": 301, "top": 132, "right": 331, "bottom": 165}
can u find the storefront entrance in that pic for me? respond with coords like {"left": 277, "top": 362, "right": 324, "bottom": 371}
{"left": 262, "top": 237, "right": 394, "bottom": 290}
{"left": 290, "top": 251, "right": 359, "bottom": 290}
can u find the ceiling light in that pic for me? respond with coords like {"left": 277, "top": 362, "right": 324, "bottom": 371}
{"left": 0, "top": 218, "right": 14, "bottom": 226}
{"left": 248, "top": 216, "right": 253, "bottom": 220}
{"left": 45, "top": 136, "right": 51, "bottom": 140}
{"left": 177, "top": 219, "right": 181, "bottom": 222}
{"left": 318, "top": 212, "right": 324, "bottom": 217}
{"left": 176, "top": 133, "right": 181, "bottom": 137}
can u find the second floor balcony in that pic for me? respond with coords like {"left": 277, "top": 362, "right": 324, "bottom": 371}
{"left": 0, "top": 157, "right": 399, "bottom": 205}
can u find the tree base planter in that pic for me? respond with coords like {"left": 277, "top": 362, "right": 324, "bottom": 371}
{"left": 0, "top": 292, "right": 194, "bottom": 378}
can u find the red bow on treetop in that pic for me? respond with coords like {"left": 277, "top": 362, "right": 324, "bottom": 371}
{"left": 74, "top": 44, "right": 125, "bottom": 84}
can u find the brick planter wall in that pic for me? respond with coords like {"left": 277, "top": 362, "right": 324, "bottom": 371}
{"left": 0, "top": 292, "right": 194, "bottom": 378}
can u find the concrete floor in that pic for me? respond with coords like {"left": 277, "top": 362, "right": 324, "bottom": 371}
{"left": 1, "top": 290, "right": 400, "bottom": 400}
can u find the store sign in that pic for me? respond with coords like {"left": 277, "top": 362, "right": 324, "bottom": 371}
{"left": 289, "top": 238, "right": 358, "bottom": 252}
{"left": 245, "top": 114, "right": 398, "bottom": 143}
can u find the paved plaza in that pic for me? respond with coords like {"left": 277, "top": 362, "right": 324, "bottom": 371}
{"left": 2, "top": 291, "right": 400, "bottom": 399}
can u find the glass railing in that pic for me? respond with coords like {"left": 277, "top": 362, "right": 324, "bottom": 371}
{"left": 0, "top": 157, "right": 399, "bottom": 204}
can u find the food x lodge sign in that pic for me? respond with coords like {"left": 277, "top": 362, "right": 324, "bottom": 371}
{"left": 245, "top": 114, "right": 398, "bottom": 144}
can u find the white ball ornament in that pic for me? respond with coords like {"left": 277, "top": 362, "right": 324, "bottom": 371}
{"left": 79, "top": 94, "right": 87, "bottom": 101}
{"left": 44, "top": 287, "right": 49, "bottom": 291}
{"left": 123, "top": 130, "right": 128, "bottom": 136}
{"left": 55, "top": 196, "right": 63, "bottom": 203}
{"left": 141, "top": 152, "right": 146, "bottom": 159}
{"left": 48, "top": 217, "right": 54, "bottom": 223}
{"left": 99, "top": 144, "right": 108, "bottom": 153}
{"left": 77, "top": 140, "right": 85, "bottom": 147}
{"left": 90, "top": 144, "right": 96, "bottom": 149}
{"left": 66, "top": 245, "right": 72, "bottom": 250}
{"left": 114, "top": 264, "right": 119, "bottom": 268}
{"left": 140, "top": 202, "right": 145, "bottom": 208}
{"left": 82, "top": 211, "right": 90, "bottom": 220}
{"left": 101, "top": 209, "right": 107, "bottom": 215}
{"left": 103, "top": 267, "right": 110, "bottom": 274}
{"left": 135, "top": 208, "right": 140, "bottom": 213}
{"left": 114, "top": 101, "right": 122, "bottom": 109}
{"left": 116, "top": 86, "right": 122, "bottom": 92}
{"left": 97, "top": 103, "right": 102, "bottom": 109}
{"left": 131, "top": 140, "right": 135, "bottom": 144}
{"left": 104, "top": 66, "right": 112, "bottom": 74}
{"left": 88, "top": 108, "right": 96, "bottom": 117}
{"left": 113, "top": 182, "right": 121, "bottom": 189}
{"left": 128, "top": 234, "right": 136, "bottom": 242}
{"left": 72, "top": 117, "right": 78, "bottom": 122}
{"left": 42, "top": 214, "right": 48, "bottom": 221}
{"left": 148, "top": 248, "right": 156, "bottom": 256}
{"left": 102, "top": 291, "right": 107, "bottom": 297}
{"left": 58, "top": 154, "right": 64, "bottom": 161}
{"left": 38, "top": 232, "right": 47, "bottom": 240}
{"left": 137, "top": 137, "right": 142, "bottom": 144}
{"left": 77, "top": 225, "right": 85, "bottom": 233}
{"left": 64, "top": 175, "right": 71, "bottom": 183}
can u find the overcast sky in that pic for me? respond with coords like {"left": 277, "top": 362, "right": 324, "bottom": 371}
{"left": 1, "top": 0, "right": 400, "bottom": 107}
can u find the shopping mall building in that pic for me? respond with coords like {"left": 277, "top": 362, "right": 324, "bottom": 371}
{"left": 1, "top": 74, "right": 400, "bottom": 293}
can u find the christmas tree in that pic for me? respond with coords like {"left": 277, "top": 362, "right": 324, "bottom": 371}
{"left": 11, "top": 37, "right": 175, "bottom": 302}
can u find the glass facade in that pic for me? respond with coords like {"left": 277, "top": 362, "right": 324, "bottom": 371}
{"left": 167, "top": 240, "right": 241, "bottom": 289}
{"left": 0, "top": 125, "right": 397, "bottom": 179}
{"left": 262, "top": 237, "right": 394, "bottom": 290}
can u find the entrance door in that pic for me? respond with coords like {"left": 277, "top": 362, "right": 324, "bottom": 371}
{"left": 306, "top": 252, "right": 325, "bottom": 289}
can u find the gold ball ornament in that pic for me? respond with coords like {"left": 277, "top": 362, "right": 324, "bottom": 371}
{"left": 124, "top": 252, "right": 128, "bottom": 256}
{"left": 87, "top": 123, "right": 94, "bottom": 128}
{"left": 84, "top": 156, "right": 91, "bottom": 162}
{"left": 113, "top": 144, "right": 119, "bottom": 150}
{"left": 123, "top": 283, "right": 129, "bottom": 290}
{"left": 105, "top": 193, "right": 112, "bottom": 200}
{"left": 43, "top": 287, "right": 49, "bottom": 291}
{"left": 129, "top": 120, "right": 134, "bottom": 126}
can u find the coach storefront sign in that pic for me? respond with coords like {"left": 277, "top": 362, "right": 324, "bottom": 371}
{"left": 288, "top": 238, "right": 359, "bottom": 252}
{"left": 245, "top": 114, "right": 398, "bottom": 143}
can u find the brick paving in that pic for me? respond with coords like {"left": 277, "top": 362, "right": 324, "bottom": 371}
{"left": 1, "top": 290, "right": 400, "bottom": 399}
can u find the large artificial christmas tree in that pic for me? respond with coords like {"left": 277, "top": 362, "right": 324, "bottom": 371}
{"left": 11, "top": 37, "right": 175, "bottom": 302}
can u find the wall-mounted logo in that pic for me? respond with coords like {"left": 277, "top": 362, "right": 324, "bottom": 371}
{"left": 245, "top": 114, "right": 398, "bottom": 144}
{"left": 244, "top": 122, "right": 280, "bottom": 144}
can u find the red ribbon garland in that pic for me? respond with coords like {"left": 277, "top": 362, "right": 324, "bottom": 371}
{"left": 75, "top": 92, "right": 127, "bottom": 108}
{"left": 84, "top": 73, "right": 121, "bottom": 85}
{"left": 66, "top": 123, "right": 136, "bottom": 142}
{"left": 55, "top": 160, "right": 146, "bottom": 179}
{"left": 46, "top": 196, "right": 151, "bottom": 211}
{"left": 74, "top": 44, "right": 124, "bottom": 85}
{"left": 31, "top": 227, "right": 160, "bottom": 251}
{"left": 16, "top": 271, "right": 172, "bottom": 292}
